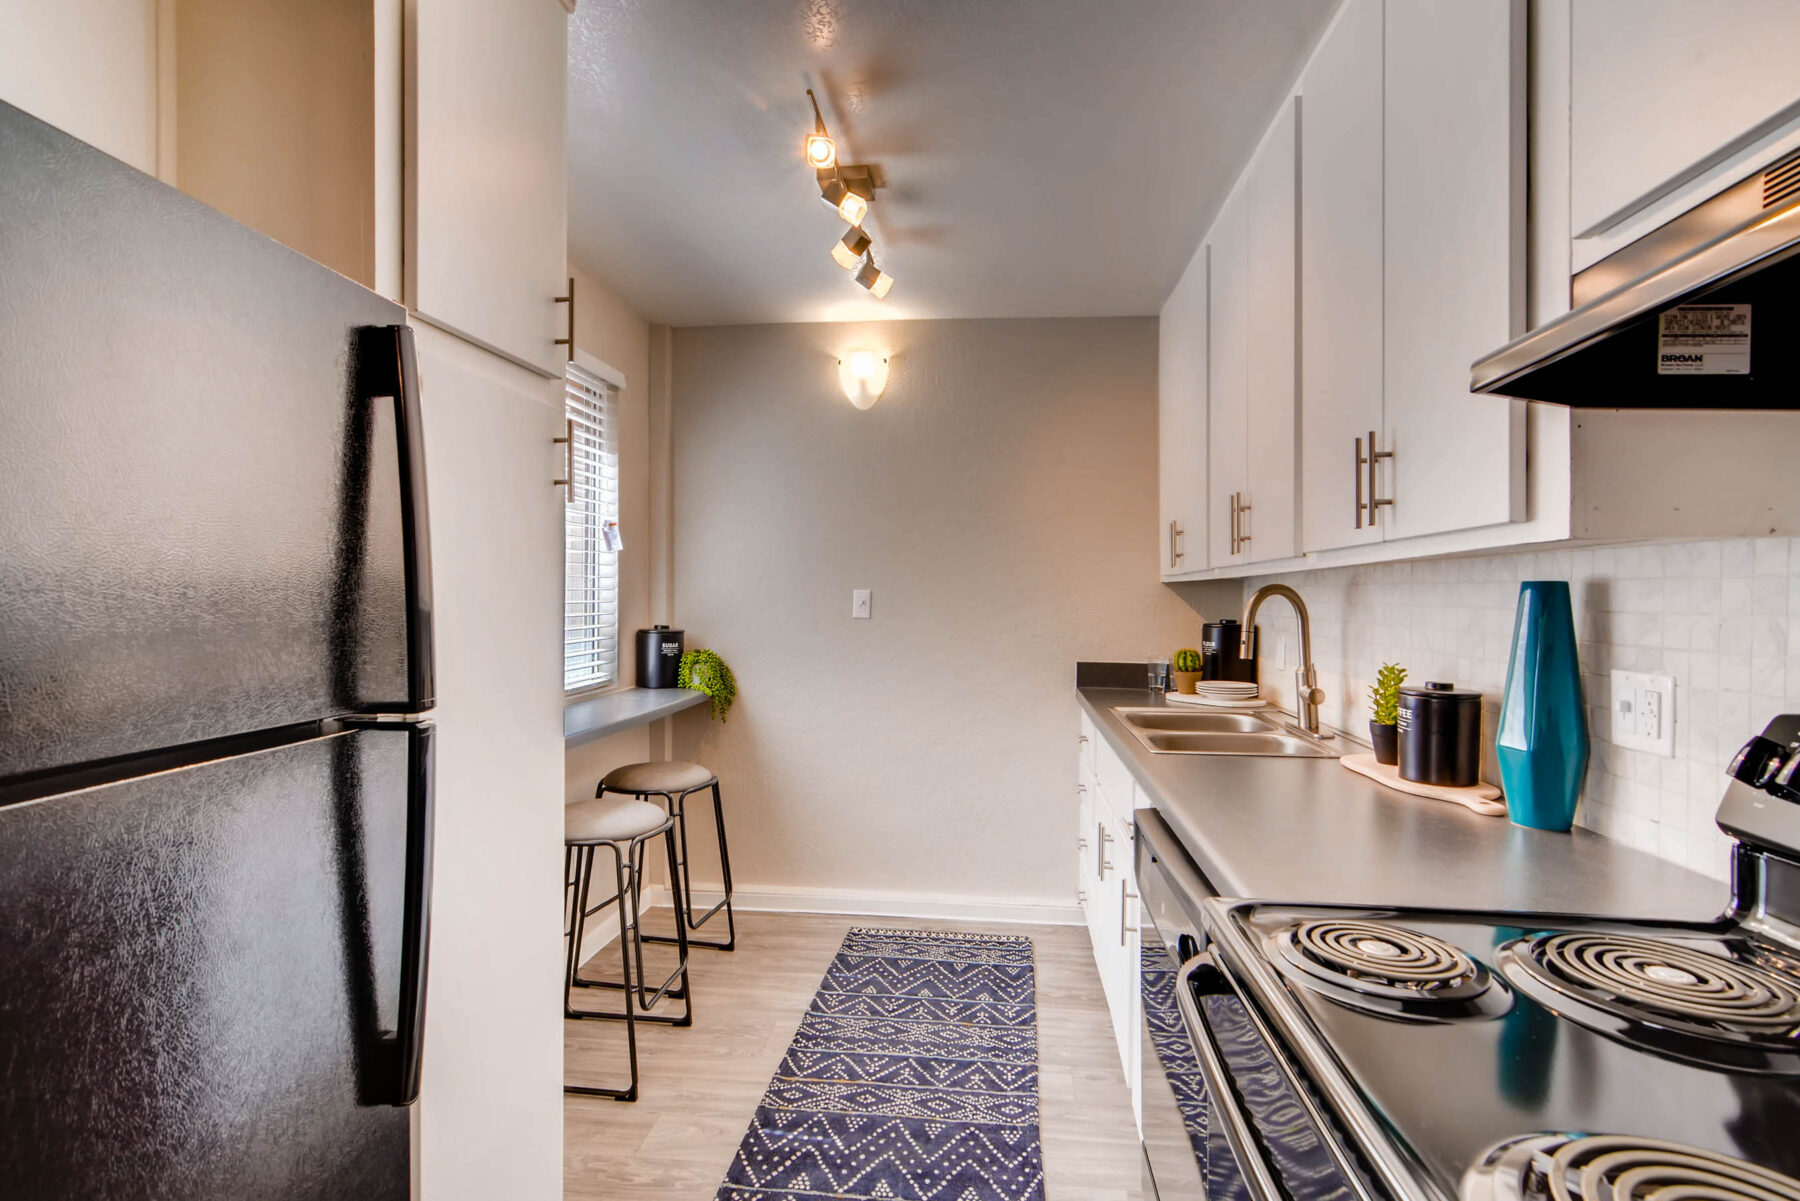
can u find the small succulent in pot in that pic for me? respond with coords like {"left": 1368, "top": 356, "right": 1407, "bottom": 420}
{"left": 1368, "top": 662, "right": 1406, "bottom": 765}
{"left": 1171, "top": 647, "right": 1204, "bottom": 695}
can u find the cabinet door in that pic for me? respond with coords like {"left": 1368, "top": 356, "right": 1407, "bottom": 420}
{"left": 1381, "top": 0, "right": 1526, "bottom": 541}
{"left": 1206, "top": 186, "right": 1250, "bottom": 568}
{"left": 1571, "top": 0, "right": 1800, "bottom": 239}
{"left": 1244, "top": 98, "right": 1300, "bottom": 563}
{"left": 1299, "top": 0, "right": 1386, "bottom": 553}
{"left": 408, "top": 0, "right": 568, "bottom": 376}
{"left": 1159, "top": 245, "right": 1209, "bottom": 578}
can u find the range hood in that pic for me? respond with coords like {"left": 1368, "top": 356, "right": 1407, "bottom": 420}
{"left": 1472, "top": 145, "right": 1800, "bottom": 408}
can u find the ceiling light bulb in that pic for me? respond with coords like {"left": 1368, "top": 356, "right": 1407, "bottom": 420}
{"left": 806, "top": 133, "right": 837, "bottom": 169}
{"left": 838, "top": 350, "right": 889, "bottom": 409}
{"left": 855, "top": 258, "right": 894, "bottom": 299}
{"left": 818, "top": 177, "right": 870, "bottom": 226}
{"left": 832, "top": 227, "right": 872, "bottom": 270}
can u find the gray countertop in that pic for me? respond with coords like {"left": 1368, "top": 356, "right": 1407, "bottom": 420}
{"left": 564, "top": 688, "right": 705, "bottom": 748}
{"left": 1079, "top": 686, "right": 1728, "bottom": 921}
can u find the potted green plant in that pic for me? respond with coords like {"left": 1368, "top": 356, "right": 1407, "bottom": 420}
{"left": 1171, "top": 647, "right": 1203, "bottom": 695}
{"left": 1368, "top": 662, "right": 1406, "bottom": 765}
{"left": 678, "top": 648, "right": 737, "bottom": 722}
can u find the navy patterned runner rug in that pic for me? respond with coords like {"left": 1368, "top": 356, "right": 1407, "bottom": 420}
{"left": 716, "top": 927, "right": 1045, "bottom": 1201}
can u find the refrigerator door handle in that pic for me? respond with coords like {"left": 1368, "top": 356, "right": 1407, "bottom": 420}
{"left": 393, "top": 718, "right": 433, "bottom": 1105}
{"left": 358, "top": 324, "right": 436, "bottom": 712}
{"left": 390, "top": 326, "right": 436, "bottom": 710}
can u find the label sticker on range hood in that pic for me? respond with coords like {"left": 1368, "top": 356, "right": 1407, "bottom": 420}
{"left": 1657, "top": 304, "right": 1751, "bottom": 375}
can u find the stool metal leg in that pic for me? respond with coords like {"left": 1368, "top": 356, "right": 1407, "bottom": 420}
{"left": 571, "top": 827, "right": 693, "bottom": 1026}
{"left": 610, "top": 780, "right": 737, "bottom": 953}
{"left": 563, "top": 842, "right": 640, "bottom": 1101}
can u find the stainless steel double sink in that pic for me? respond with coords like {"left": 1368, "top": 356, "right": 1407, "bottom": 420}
{"left": 1111, "top": 707, "right": 1338, "bottom": 757}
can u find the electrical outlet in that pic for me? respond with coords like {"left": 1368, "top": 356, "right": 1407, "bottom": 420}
{"left": 1610, "top": 669, "right": 1674, "bottom": 756}
{"left": 852, "top": 589, "right": 871, "bottom": 620}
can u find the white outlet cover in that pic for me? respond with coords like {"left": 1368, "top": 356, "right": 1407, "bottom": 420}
{"left": 852, "top": 589, "right": 871, "bottom": 620}
{"left": 1611, "top": 669, "right": 1674, "bottom": 757}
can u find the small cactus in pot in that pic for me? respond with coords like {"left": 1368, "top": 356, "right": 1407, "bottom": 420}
{"left": 1171, "top": 647, "right": 1204, "bottom": 695}
{"left": 1368, "top": 662, "right": 1406, "bottom": 765}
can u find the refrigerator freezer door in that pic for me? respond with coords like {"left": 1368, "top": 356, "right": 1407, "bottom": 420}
{"left": 0, "top": 724, "right": 429, "bottom": 1198}
{"left": 0, "top": 101, "right": 428, "bottom": 780}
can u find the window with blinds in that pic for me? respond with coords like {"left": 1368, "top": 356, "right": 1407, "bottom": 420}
{"left": 563, "top": 365, "right": 621, "bottom": 693}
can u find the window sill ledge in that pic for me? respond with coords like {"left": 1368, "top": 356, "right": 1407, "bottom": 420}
{"left": 563, "top": 687, "right": 706, "bottom": 749}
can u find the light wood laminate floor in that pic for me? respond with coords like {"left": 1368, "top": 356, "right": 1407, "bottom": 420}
{"left": 564, "top": 910, "right": 1144, "bottom": 1201}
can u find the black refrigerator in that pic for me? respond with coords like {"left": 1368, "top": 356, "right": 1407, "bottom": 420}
{"left": 0, "top": 101, "right": 434, "bottom": 1198}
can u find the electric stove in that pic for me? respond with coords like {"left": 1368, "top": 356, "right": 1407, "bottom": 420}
{"left": 1137, "top": 715, "right": 1800, "bottom": 1201}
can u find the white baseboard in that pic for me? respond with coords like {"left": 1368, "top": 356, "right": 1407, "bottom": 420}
{"left": 683, "top": 884, "right": 1083, "bottom": 928}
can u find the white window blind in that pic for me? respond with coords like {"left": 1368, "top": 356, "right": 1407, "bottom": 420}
{"left": 564, "top": 365, "right": 620, "bottom": 693}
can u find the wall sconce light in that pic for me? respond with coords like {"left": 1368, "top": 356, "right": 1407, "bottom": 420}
{"left": 831, "top": 227, "right": 873, "bottom": 270}
{"left": 838, "top": 350, "right": 890, "bottom": 409}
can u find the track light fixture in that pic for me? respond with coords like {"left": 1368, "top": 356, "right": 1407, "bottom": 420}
{"left": 804, "top": 89, "right": 836, "bottom": 169}
{"left": 831, "top": 227, "right": 872, "bottom": 270}
{"left": 803, "top": 89, "right": 893, "bottom": 299}
{"left": 854, "top": 254, "right": 894, "bottom": 300}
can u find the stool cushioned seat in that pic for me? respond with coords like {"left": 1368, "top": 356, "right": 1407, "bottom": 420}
{"left": 601, "top": 760, "right": 715, "bottom": 794}
{"left": 565, "top": 798, "right": 669, "bottom": 844}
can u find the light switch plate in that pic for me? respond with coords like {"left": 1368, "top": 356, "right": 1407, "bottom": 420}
{"left": 1611, "top": 669, "right": 1674, "bottom": 756}
{"left": 852, "top": 589, "right": 871, "bottom": 620}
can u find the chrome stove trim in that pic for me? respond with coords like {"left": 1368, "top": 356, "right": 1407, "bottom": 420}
{"left": 1204, "top": 897, "right": 1451, "bottom": 1201}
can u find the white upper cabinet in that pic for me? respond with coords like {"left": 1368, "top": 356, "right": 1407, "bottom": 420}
{"left": 1570, "top": 0, "right": 1800, "bottom": 242}
{"left": 1207, "top": 184, "right": 1250, "bottom": 568}
{"left": 1299, "top": 0, "right": 1385, "bottom": 554}
{"left": 1243, "top": 98, "right": 1299, "bottom": 564}
{"left": 1381, "top": 0, "right": 1526, "bottom": 541}
{"left": 409, "top": 0, "right": 569, "bottom": 377}
{"left": 1208, "top": 101, "right": 1299, "bottom": 567}
{"left": 1159, "top": 245, "right": 1209, "bottom": 579}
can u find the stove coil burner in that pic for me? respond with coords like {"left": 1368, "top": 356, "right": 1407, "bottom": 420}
{"left": 1499, "top": 932, "right": 1800, "bottom": 1070}
{"left": 1272, "top": 919, "right": 1508, "bottom": 1020}
{"left": 1463, "top": 1134, "right": 1800, "bottom": 1201}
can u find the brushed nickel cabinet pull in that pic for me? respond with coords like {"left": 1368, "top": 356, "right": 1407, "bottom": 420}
{"left": 1097, "top": 823, "right": 1114, "bottom": 879}
{"left": 1367, "top": 429, "right": 1394, "bottom": 522}
{"left": 1120, "top": 877, "right": 1138, "bottom": 946}
{"left": 553, "top": 417, "right": 573, "bottom": 496}
{"left": 1237, "top": 492, "right": 1250, "bottom": 550}
{"left": 554, "top": 276, "right": 575, "bottom": 362}
{"left": 1354, "top": 436, "right": 1366, "bottom": 528}
{"left": 1168, "top": 519, "right": 1186, "bottom": 567}
{"left": 1228, "top": 492, "right": 1237, "bottom": 554}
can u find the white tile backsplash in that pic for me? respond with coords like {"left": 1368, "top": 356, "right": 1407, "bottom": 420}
{"left": 1243, "top": 538, "right": 1800, "bottom": 882}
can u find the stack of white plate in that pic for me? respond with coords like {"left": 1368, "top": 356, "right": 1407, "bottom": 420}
{"left": 1167, "top": 679, "right": 1266, "bottom": 709}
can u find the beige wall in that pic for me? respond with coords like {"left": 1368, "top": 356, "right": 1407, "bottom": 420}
{"left": 666, "top": 318, "right": 1224, "bottom": 914}
{"left": 0, "top": 0, "right": 159, "bottom": 173}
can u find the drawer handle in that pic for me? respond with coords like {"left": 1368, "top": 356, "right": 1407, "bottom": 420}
{"left": 1119, "top": 878, "right": 1138, "bottom": 946}
{"left": 1097, "top": 823, "right": 1114, "bottom": 879}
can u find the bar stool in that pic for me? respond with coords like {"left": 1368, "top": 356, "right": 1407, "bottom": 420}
{"left": 597, "top": 761, "right": 736, "bottom": 952}
{"left": 563, "top": 796, "right": 692, "bottom": 1102}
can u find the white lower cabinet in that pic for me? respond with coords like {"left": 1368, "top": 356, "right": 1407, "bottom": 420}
{"left": 1075, "top": 719, "right": 1142, "bottom": 1124}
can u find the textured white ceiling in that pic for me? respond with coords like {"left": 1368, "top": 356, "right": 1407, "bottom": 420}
{"left": 568, "top": 0, "right": 1337, "bottom": 326}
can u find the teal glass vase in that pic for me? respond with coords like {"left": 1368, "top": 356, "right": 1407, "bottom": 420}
{"left": 1496, "top": 581, "right": 1589, "bottom": 832}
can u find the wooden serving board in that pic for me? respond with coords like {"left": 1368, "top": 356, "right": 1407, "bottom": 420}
{"left": 1339, "top": 753, "right": 1507, "bottom": 817}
